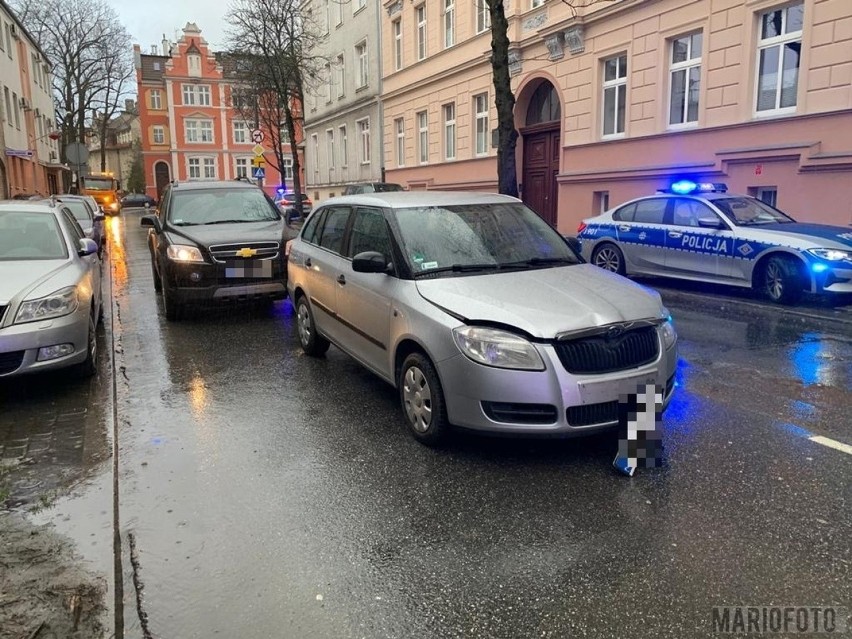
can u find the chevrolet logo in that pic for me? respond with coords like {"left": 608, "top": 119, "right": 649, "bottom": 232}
{"left": 235, "top": 248, "right": 258, "bottom": 258}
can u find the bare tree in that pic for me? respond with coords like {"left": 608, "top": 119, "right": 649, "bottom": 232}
{"left": 486, "top": 0, "right": 615, "bottom": 197}
{"left": 91, "top": 40, "right": 135, "bottom": 172}
{"left": 226, "top": 0, "right": 327, "bottom": 215}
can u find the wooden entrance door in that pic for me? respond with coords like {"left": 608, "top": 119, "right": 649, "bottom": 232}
{"left": 154, "top": 161, "right": 171, "bottom": 198}
{"left": 522, "top": 128, "right": 560, "bottom": 225}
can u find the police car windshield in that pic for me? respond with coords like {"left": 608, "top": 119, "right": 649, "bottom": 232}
{"left": 713, "top": 197, "right": 795, "bottom": 226}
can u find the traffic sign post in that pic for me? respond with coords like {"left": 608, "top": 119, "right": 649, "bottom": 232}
{"left": 253, "top": 167, "right": 266, "bottom": 179}
{"left": 251, "top": 129, "right": 265, "bottom": 144}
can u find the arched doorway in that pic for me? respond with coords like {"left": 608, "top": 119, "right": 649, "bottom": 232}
{"left": 154, "top": 161, "right": 171, "bottom": 198}
{"left": 521, "top": 81, "right": 561, "bottom": 225}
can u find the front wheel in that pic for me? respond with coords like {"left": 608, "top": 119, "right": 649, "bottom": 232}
{"left": 73, "top": 313, "right": 97, "bottom": 378}
{"left": 399, "top": 352, "right": 450, "bottom": 447}
{"left": 591, "top": 243, "right": 626, "bottom": 275}
{"left": 162, "top": 284, "right": 182, "bottom": 321}
{"left": 296, "top": 295, "right": 330, "bottom": 356}
{"left": 151, "top": 254, "right": 162, "bottom": 292}
{"left": 760, "top": 256, "right": 803, "bottom": 305}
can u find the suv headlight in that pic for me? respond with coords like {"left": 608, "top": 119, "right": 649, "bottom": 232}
{"left": 660, "top": 317, "right": 677, "bottom": 350}
{"left": 15, "top": 286, "right": 79, "bottom": 324}
{"left": 167, "top": 244, "right": 205, "bottom": 262}
{"left": 452, "top": 326, "right": 544, "bottom": 371}
{"left": 807, "top": 248, "right": 851, "bottom": 262}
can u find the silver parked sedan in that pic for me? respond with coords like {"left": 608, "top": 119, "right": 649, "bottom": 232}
{"left": 0, "top": 201, "right": 102, "bottom": 378}
{"left": 287, "top": 192, "right": 677, "bottom": 446}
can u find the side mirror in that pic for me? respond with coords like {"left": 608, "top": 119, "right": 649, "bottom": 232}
{"left": 352, "top": 251, "right": 390, "bottom": 274}
{"left": 140, "top": 214, "right": 162, "bottom": 232}
{"left": 78, "top": 238, "right": 99, "bottom": 257}
{"left": 697, "top": 216, "right": 724, "bottom": 229}
{"left": 93, "top": 211, "right": 105, "bottom": 222}
{"left": 144, "top": 202, "right": 150, "bottom": 209}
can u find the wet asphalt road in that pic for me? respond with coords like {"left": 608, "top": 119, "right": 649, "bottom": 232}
{"left": 3, "top": 209, "right": 851, "bottom": 638}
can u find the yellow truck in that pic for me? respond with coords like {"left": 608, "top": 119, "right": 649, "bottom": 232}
{"left": 80, "top": 172, "right": 120, "bottom": 214}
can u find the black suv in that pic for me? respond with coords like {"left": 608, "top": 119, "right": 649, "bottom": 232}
{"left": 141, "top": 180, "right": 301, "bottom": 320}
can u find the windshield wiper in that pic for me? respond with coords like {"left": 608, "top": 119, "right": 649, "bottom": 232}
{"left": 172, "top": 221, "right": 203, "bottom": 226}
{"left": 502, "top": 256, "right": 578, "bottom": 267}
{"left": 414, "top": 263, "right": 500, "bottom": 277}
{"left": 204, "top": 218, "right": 275, "bottom": 225}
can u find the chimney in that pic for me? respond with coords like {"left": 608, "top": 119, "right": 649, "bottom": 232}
{"left": 162, "top": 34, "right": 171, "bottom": 56}
{"left": 151, "top": 44, "right": 158, "bottom": 55}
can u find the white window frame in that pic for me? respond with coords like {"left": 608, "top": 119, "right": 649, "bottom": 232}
{"left": 393, "top": 19, "right": 403, "bottom": 71}
{"left": 444, "top": 0, "right": 455, "bottom": 49}
{"left": 339, "top": 125, "right": 348, "bottom": 168}
{"left": 443, "top": 103, "right": 456, "bottom": 160}
{"left": 416, "top": 4, "right": 427, "bottom": 61}
{"left": 235, "top": 157, "right": 250, "bottom": 179}
{"left": 311, "top": 133, "right": 319, "bottom": 176}
{"left": 333, "top": 0, "right": 342, "bottom": 25}
{"left": 356, "top": 41, "right": 368, "bottom": 89}
{"left": 476, "top": 1, "right": 491, "bottom": 34}
{"left": 185, "top": 119, "right": 214, "bottom": 143}
{"left": 182, "top": 84, "right": 211, "bottom": 107}
{"left": 202, "top": 157, "right": 216, "bottom": 179}
{"left": 602, "top": 53, "right": 627, "bottom": 138}
{"left": 188, "top": 157, "right": 201, "bottom": 179}
{"left": 188, "top": 54, "right": 201, "bottom": 77}
{"left": 281, "top": 157, "right": 294, "bottom": 181}
{"left": 395, "top": 117, "right": 405, "bottom": 167}
{"left": 754, "top": 3, "right": 803, "bottom": 116}
{"left": 417, "top": 110, "right": 429, "bottom": 165}
{"left": 335, "top": 54, "right": 345, "bottom": 98}
{"left": 233, "top": 120, "right": 248, "bottom": 144}
{"left": 150, "top": 89, "right": 162, "bottom": 109}
{"left": 326, "top": 128, "right": 336, "bottom": 170}
{"left": 531, "top": 0, "right": 545, "bottom": 7}
{"left": 357, "top": 118, "right": 371, "bottom": 164}
{"left": 668, "top": 32, "right": 702, "bottom": 129}
{"left": 187, "top": 156, "right": 215, "bottom": 180}
{"left": 474, "top": 93, "right": 489, "bottom": 156}
{"left": 756, "top": 186, "right": 778, "bottom": 207}
{"left": 355, "top": 0, "right": 366, "bottom": 12}
{"left": 152, "top": 125, "right": 165, "bottom": 145}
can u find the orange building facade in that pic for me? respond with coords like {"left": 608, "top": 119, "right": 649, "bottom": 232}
{"left": 134, "top": 23, "right": 303, "bottom": 201}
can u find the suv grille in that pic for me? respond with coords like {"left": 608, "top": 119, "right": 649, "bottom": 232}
{"left": 208, "top": 242, "right": 279, "bottom": 263}
{"left": 0, "top": 350, "right": 25, "bottom": 375}
{"left": 554, "top": 326, "right": 659, "bottom": 374}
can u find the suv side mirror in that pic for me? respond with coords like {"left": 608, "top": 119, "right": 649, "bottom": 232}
{"left": 352, "top": 251, "right": 390, "bottom": 274}
{"left": 78, "top": 238, "right": 99, "bottom": 257}
{"left": 697, "top": 216, "right": 724, "bottom": 229}
{"left": 140, "top": 214, "right": 162, "bottom": 233}
{"left": 93, "top": 210, "right": 105, "bottom": 222}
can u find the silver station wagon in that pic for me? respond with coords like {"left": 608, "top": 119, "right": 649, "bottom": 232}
{"left": 287, "top": 192, "right": 678, "bottom": 445}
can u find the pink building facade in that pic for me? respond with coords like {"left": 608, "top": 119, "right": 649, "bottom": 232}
{"left": 381, "top": 0, "right": 852, "bottom": 233}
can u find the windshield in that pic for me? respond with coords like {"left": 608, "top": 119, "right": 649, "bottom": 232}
{"left": 59, "top": 200, "right": 91, "bottom": 223}
{"left": 713, "top": 197, "right": 796, "bottom": 225}
{"left": 0, "top": 211, "right": 68, "bottom": 260}
{"left": 394, "top": 203, "right": 580, "bottom": 276}
{"left": 169, "top": 188, "right": 281, "bottom": 226}
{"left": 82, "top": 178, "right": 115, "bottom": 190}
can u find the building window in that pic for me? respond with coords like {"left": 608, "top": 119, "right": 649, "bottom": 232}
{"left": 417, "top": 110, "right": 428, "bottom": 164}
{"left": 188, "top": 157, "right": 201, "bottom": 179}
{"left": 669, "top": 32, "right": 702, "bottom": 127}
{"left": 235, "top": 157, "right": 250, "bottom": 178}
{"left": 416, "top": 4, "right": 427, "bottom": 61}
{"left": 477, "top": 2, "right": 491, "bottom": 34}
{"left": 444, "top": 0, "right": 455, "bottom": 48}
{"left": 326, "top": 129, "right": 335, "bottom": 170}
{"left": 602, "top": 53, "right": 627, "bottom": 137}
{"left": 355, "top": 0, "right": 366, "bottom": 11}
{"left": 325, "top": 63, "right": 333, "bottom": 103}
{"left": 473, "top": 93, "right": 489, "bottom": 156}
{"left": 356, "top": 41, "right": 368, "bottom": 89}
{"left": 233, "top": 120, "right": 248, "bottom": 143}
{"left": 152, "top": 126, "right": 165, "bottom": 144}
{"left": 311, "top": 134, "right": 319, "bottom": 176}
{"left": 4, "top": 87, "right": 11, "bottom": 126}
{"left": 594, "top": 190, "right": 610, "bottom": 214}
{"left": 12, "top": 91, "right": 19, "bottom": 129}
{"left": 203, "top": 157, "right": 216, "bottom": 179}
{"left": 182, "top": 84, "right": 211, "bottom": 106}
{"left": 339, "top": 125, "right": 347, "bottom": 167}
{"left": 395, "top": 117, "right": 405, "bottom": 167}
{"left": 756, "top": 3, "right": 803, "bottom": 114}
{"left": 332, "top": 0, "right": 342, "bottom": 25}
{"left": 335, "top": 54, "right": 345, "bottom": 98}
{"left": 5, "top": 24, "right": 12, "bottom": 59}
{"left": 532, "top": 0, "right": 545, "bottom": 7}
{"left": 756, "top": 186, "right": 778, "bottom": 207}
{"left": 393, "top": 19, "right": 402, "bottom": 71}
{"left": 188, "top": 54, "right": 202, "bottom": 78}
{"left": 150, "top": 89, "right": 162, "bottom": 110}
{"left": 280, "top": 126, "right": 291, "bottom": 144}
{"left": 443, "top": 103, "right": 456, "bottom": 160}
{"left": 357, "top": 118, "right": 371, "bottom": 164}
{"left": 185, "top": 119, "right": 214, "bottom": 143}
{"left": 282, "top": 157, "right": 294, "bottom": 181}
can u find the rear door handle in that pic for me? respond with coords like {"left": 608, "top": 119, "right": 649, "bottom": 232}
{"left": 337, "top": 274, "right": 346, "bottom": 285}
{"left": 618, "top": 225, "right": 631, "bottom": 232}
{"left": 305, "top": 257, "right": 312, "bottom": 268}
{"left": 668, "top": 232, "right": 682, "bottom": 238}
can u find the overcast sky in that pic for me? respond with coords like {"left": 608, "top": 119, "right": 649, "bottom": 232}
{"left": 112, "top": 0, "right": 231, "bottom": 53}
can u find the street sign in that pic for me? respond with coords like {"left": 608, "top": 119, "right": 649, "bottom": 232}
{"left": 252, "top": 144, "right": 265, "bottom": 157}
{"left": 253, "top": 167, "right": 266, "bottom": 179}
{"left": 65, "top": 142, "right": 89, "bottom": 164}
{"left": 251, "top": 129, "right": 265, "bottom": 144}
{"left": 5, "top": 148, "right": 33, "bottom": 158}
{"left": 251, "top": 157, "right": 266, "bottom": 168}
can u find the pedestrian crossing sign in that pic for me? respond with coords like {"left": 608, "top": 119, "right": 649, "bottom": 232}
{"left": 253, "top": 167, "right": 265, "bottom": 179}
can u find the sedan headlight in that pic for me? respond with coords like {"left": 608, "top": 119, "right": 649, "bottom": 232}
{"left": 452, "top": 326, "right": 544, "bottom": 371}
{"left": 167, "top": 244, "right": 205, "bottom": 262}
{"left": 807, "top": 248, "right": 851, "bottom": 262}
{"left": 15, "top": 286, "right": 79, "bottom": 324}
{"left": 660, "top": 317, "right": 677, "bottom": 350}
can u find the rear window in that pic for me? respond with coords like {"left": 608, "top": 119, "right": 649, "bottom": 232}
{"left": 58, "top": 200, "right": 91, "bottom": 222}
{"left": 0, "top": 211, "right": 68, "bottom": 260}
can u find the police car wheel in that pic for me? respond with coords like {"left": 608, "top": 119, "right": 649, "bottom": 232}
{"left": 592, "top": 243, "right": 625, "bottom": 275}
{"left": 760, "top": 255, "right": 803, "bottom": 305}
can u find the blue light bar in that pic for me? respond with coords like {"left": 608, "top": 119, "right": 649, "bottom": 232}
{"left": 670, "top": 180, "right": 697, "bottom": 194}
{"left": 663, "top": 181, "right": 728, "bottom": 195}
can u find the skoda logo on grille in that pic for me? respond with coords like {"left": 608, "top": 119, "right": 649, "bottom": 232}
{"left": 605, "top": 325, "right": 625, "bottom": 340}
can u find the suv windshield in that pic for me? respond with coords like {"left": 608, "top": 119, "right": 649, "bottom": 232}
{"left": 713, "top": 197, "right": 796, "bottom": 226}
{"left": 394, "top": 203, "right": 580, "bottom": 276}
{"left": 82, "top": 178, "right": 114, "bottom": 190}
{"left": 0, "top": 211, "right": 68, "bottom": 260}
{"left": 169, "top": 188, "right": 281, "bottom": 226}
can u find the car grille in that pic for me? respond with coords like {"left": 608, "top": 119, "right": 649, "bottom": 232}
{"left": 482, "top": 401, "right": 558, "bottom": 425}
{"left": 0, "top": 350, "right": 25, "bottom": 375}
{"left": 566, "top": 401, "right": 619, "bottom": 427}
{"left": 207, "top": 242, "right": 279, "bottom": 263}
{"left": 553, "top": 326, "right": 659, "bottom": 374}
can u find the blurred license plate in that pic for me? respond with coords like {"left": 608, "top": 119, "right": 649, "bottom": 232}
{"left": 225, "top": 260, "right": 272, "bottom": 278}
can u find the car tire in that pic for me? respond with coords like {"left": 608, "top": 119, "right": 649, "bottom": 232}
{"left": 760, "top": 255, "right": 804, "bottom": 305}
{"left": 399, "top": 352, "right": 450, "bottom": 447}
{"left": 296, "top": 295, "right": 330, "bottom": 356}
{"left": 151, "top": 255, "right": 162, "bottom": 292}
{"left": 73, "top": 313, "right": 97, "bottom": 378}
{"left": 591, "top": 243, "right": 626, "bottom": 275}
{"left": 162, "top": 284, "right": 182, "bottom": 321}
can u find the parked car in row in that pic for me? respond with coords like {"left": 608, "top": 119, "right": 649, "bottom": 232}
{"left": 577, "top": 181, "right": 852, "bottom": 304}
{"left": 121, "top": 192, "right": 157, "bottom": 209}
{"left": 275, "top": 191, "right": 312, "bottom": 223}
{"left": 0, "top": 200, "right": 103, "bottom": 378}
{"left": 287, "top": 191, "right": 677, "bottom": 446}
{"left": 50, "top": 195, "right": 105, "bottom": 257}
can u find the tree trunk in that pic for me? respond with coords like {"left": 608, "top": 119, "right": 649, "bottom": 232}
{"left": 488, "top": 0, "right": 519, "bottom": 197}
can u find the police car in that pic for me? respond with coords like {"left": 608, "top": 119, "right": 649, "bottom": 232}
{"left": 577, "top": 181, "right": 852, "bottom": 304}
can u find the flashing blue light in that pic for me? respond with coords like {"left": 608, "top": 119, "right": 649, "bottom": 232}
{"left": 670, "top": 180, "right": 698, "bottom": 195}
{"left": 812, "top": 263, "right": 828, "bottom": 273}
{"left": 276, "top": 186, "right": 286, "bottom": 195}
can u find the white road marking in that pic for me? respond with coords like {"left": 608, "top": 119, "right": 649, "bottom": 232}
{"left": 809, "top": 435, "right": 852, "bottom": 456}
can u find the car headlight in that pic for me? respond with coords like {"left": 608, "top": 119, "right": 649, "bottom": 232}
{"left": 660, "top": 317, "right": 677, "bottom": 350}
{"left": 167, "top": 244, "right": 205, "bottom": 262}
{"left": 807, "top": 248, "right": 851, "bottom": 262}
{"left": 15, "top": 286, "right": 79, "bottom": 324}
{"left": 452, "top": 326, "right": 544, "bottom": 371}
